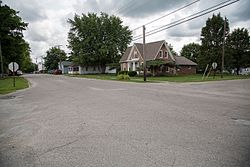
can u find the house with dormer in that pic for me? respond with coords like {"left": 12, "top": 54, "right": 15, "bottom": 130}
{"left": 119, "top": 40, "right": 197, "bottom": 75}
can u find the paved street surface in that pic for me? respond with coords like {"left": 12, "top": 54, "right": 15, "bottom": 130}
{"left": 0, "top": 74, "right": 250, "bottom": 167}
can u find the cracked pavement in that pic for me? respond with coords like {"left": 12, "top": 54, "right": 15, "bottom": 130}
{"left": 0, "top": 74, "right": 250, "bottom": 167}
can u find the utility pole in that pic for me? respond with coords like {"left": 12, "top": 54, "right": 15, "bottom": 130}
{"left": 40, "top": 56, "right": 44, "bottom": 72}
{"left": 34, "top": 57, "right": 38, "bottom": 72}
{"left": 143, "top": 25, "right": 146, "bottom": 82}
{"left": 0, "top": 40, "right": 3, "bottom": 78}
{"left": 221, "top": 16, "right": 226, "bottom": 78}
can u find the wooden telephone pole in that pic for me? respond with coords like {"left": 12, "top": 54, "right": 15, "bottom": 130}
{"left": 143, "top": 25, "right": 146, "bottom": 82}
{"left": 221, "top": 17, "right": 226, "bottom": 78}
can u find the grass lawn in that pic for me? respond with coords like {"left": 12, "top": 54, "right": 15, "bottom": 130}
{"left": 0, "top": 77, "right": 29, "bottom": 94}
{"left": 67, "top": 74, "right": 250, "bottom": 83}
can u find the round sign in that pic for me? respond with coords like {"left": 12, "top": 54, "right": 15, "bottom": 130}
{"left": 8, "top": 62, "right": 19, "bottom": 72}
{"left": 212, "top": 62, "right": 217, "bottom": 69}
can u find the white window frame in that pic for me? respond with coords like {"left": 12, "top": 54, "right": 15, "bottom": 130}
{"left": 164, "top": 51, "right": 168, "bottom": 58}
{"left": 159, "top": 50, "right": 163, "bottom": 58}
{"left": 134, "top": 50, "right": 138, "bottom": 58}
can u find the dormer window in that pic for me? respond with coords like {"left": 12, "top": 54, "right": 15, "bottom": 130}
{"left": 159, "top": 50, "right": 163, "bottom": 58}
{"left": 134, "top": 50, "right": 138, "bottom": 58}
{"left": 164, "top": 51, "right": 168, "bottom": 58}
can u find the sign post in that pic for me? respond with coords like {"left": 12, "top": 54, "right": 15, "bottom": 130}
{"left": 212, "top": 62, "right": 217, "bottom": 79}
{"left": 8, "top": 62, "right": 19, "bottom": 87}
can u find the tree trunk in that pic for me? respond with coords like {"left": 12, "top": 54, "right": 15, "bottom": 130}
{"left": 236, "top": 66, "right": 240, "bottom": 75}
{"left": 100, "top": 65, "right": 106, "bottom": 74}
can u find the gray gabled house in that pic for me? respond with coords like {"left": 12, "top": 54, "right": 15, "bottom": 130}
{"left": 119, "top": 40, "right": 197, "bottom": 75}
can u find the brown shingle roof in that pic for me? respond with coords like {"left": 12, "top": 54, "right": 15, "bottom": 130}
{"left": 144, "top": 40, "right": 165, "bottom": 60}
{"left": 120, "top": 40, "right": 165, "bottom": 63}
{"left": 174, "top": 56, "right": 197, "bottom": 66}
{"left": 121, "top": 40, "right": 195, "bottom": 64}
{"left": 119, "top": 46, "right": 132, "bottom": 63}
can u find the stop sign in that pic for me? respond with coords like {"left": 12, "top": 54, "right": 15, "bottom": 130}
{"left": 8, "top": 62, "right": 19, "bottom": 72}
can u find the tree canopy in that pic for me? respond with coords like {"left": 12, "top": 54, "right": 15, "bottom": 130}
{"left": 0, "top": 2, "right": 32, "bottom": 74}
{"left": 200, "top": 13, "right": 229, "bottom": 70}
{"left": 226, "top": 28, "right": 250, "bottom": 74}
{"left": 44, "top": 47, "right": 67, "bottom": 70}
{"left": 67, "top": 12, "right": 132, "bottom": 73}
{"left": 180, "top": 43, "right": 201, "bottom": 63}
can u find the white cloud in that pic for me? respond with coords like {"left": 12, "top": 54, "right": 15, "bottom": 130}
{"left": 2, "top": 0, "right": 250, "bottom": 61}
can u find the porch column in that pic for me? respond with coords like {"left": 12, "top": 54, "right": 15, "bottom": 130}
{"left": 128, "top": 63, "right": 130, "bottom": 71}
{"left": 79, "top": 66, "right": 81, "bottom": 74}
{"left": 132, "top": 62, "right": 135, "bottom": 71}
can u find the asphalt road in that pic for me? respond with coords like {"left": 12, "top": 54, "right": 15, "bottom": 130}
{"left": 0, "top": 74, "right": 250, "bottom": 167}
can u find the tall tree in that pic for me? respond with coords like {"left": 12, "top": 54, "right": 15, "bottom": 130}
{"left": 0, "top": 1, "right": 31, "bottom": 74}
{"left": 180, "top": 43, "right": 201, "bottom": 63}
{"left": 44, "top": 47, "right": 67, "bottom": 70}
{"left": 68, "top": 12, "right": 132, "bottom": 73}
{"left": 226, "top": 28, "right": 250, "bottom": 74}
{"left": 200, "top": 13, "right": 229, "bottom": 71}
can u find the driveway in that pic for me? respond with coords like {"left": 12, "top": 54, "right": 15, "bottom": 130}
{"left": 0, "top": 74, "right": 250, "bottom": 167}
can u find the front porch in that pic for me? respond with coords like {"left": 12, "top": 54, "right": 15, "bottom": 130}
{"left": 127, "top": 58, "right": 140, "bottom": 71}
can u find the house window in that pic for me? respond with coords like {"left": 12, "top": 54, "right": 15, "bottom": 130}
{"left": 134, "top": 51, "right": 138, "bottom": 58}
{"left": 166, "top": 67, "right": 169, "bottom": 72}
{"left": 164, "top": 51, "right": 168, "bottom": 58}
{"left": 93, "top": 66, "right": 96, "bottom": 71}
{"left": 73, "top": 67, "right": 79, "bottom": 71}
{"left": 188, "top": 66, "right": 191, "bottom": 69}
{"left": 159, "top": 50, "right": 163, "bottom": 58}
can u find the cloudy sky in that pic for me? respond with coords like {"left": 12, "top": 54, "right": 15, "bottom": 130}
{"left": 2, "top": 0, "right": 250, "bottom": 62}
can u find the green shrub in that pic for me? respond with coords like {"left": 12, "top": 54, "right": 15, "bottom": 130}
{"left": 117, "top": 74, "right": 124, "bottom": 80}
{"left": 123, "top": 75, "right": 130, "bottom": 80}
{"left": 117, "top": 74, "right": 130, "bottom": 80}
{"left": 128, "top": 71, "right": 137, "bottom": 77}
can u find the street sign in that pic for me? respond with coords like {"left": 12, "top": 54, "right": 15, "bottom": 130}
{"left": 8, "top": 62, "right": 19, "bottom": 72}
{"left": 212, "top": 62, "right": 217, "bottom": 69}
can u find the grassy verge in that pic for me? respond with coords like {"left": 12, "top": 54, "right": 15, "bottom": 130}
{"left": 66, "top": 74, "right": 158, "bottom": 83}
{"left": 145, "top": 74, "right": 250, "bottom": 82}
{"left": 0, "top": 77, "right": 29, "bottom": 94}
{"left": 66, "top": 74, "right": 250, "bottom": 83}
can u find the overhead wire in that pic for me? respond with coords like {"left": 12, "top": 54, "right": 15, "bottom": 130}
{"left": 132, "top": 0, "right": 239, "bottom": 41}
{"left": 131, "top": 0, "right": 200, "bottom": 32}
{"left": 112, "top": 0, "right": 136, "bottom": 15}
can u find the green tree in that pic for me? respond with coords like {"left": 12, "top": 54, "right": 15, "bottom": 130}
{"left": 68, "top": 12, "right": 132, "bottom": 73}
{"left": 226, "top": 28, "right": 250, "bottom": 74}
{"left": 180, "top": 43, "right": 201, "bottom": 63}
{"left": 44, "top": 47, "right": 67, "bottom": 70}
{"left": 200, "top": 13, "right": 229, "bottom": 71}
{"left": 0, "top": 1, "right": 31, "bottom": 74}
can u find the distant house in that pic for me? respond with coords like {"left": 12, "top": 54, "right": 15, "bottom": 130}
{"left": 59, "top": 61, "right": 73, "bottom": 74}
{"left": 119, "top": 40, "right": 197, "bottom": 75}
{"left": 232, "top": 67, "right": 250, "bottom": 75}
{"left": 59, "top": 61, "right": 116, "bottom": 74}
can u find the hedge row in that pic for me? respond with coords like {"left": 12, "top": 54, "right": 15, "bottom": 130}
{"left": 118, "top": 71, "right": 137, "bottom": 77}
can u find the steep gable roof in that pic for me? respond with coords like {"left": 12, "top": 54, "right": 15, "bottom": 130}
{"left": 120, "top": 40, "right": 176, "bottom": 62}
{"left": 174, "top": 56, "right": 197, "bottom": 66}
{"left": 144, "top": 40, "right": 165, "bottom": 60}
{"left": 120, "top": 46, "right": 132, "bottom": 63}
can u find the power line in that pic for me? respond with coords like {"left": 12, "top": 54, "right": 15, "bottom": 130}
{"left": 145, "top": 0, "right": 233, "bottom": 36}
{"left": 121, "top": 0, "right": 152, "bottom": 16}
{"left": 132, "top": 0, "right": 238, "bottom": 41}
{"left": 133, "top": 0, "right": 234, "bottom": 39}
{"left": 112, "top": 0, "right": 135, "bottom": 15}
{"left": 131, "top": 0, "right": 200, "bottom": 32}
